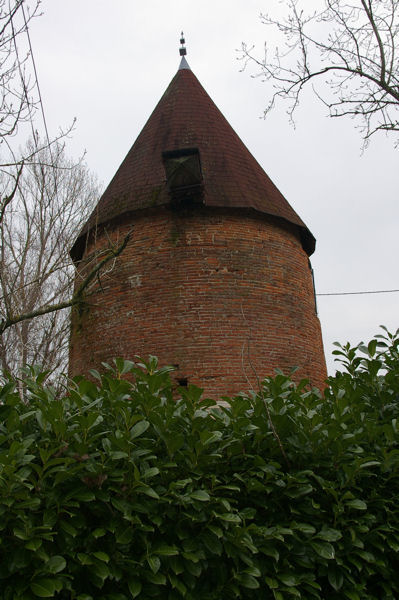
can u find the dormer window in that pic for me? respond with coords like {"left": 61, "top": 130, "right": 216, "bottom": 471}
{"left": 162, "top": 148, "right": 203, "bottom": 204}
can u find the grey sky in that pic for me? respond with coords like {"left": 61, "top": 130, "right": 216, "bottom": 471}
{"left": 26, "top": 0, "right": 398, "bottom": 375}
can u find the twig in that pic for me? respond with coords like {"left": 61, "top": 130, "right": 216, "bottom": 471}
{"left": 0, "top": 162, "right": 24, "bottom": 223}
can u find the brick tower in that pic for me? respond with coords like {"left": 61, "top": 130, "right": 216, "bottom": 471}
{"left": 69, "top": 44, "right": 326, "bottom": 397}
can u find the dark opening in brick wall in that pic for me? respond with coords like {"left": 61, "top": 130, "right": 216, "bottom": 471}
{"left": 163, "top": 148, "right": 203, "bottom": 204}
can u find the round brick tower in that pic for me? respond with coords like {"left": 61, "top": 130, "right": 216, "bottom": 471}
{"left": 69, "top": 53, "right": 327, "bottom": 397}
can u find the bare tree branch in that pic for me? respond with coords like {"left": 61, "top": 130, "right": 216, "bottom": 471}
{"left": 0, "top": 160, "right": 23, "bottom": 223}
{"left": 0, "top": 1, "right": 79, "bottom": 226}
{"left": 0, "top": 232, "right": 131, "bottom": 336}
{"left": 239, "top": 0, "right": 399, "bottom": 146}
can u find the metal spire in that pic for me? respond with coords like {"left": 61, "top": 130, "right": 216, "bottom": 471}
{"left": 179, "top": 31, "right": 187, "bottom": 56}
{"left": 178, "top": 31, "right": 191, "bottom": 70}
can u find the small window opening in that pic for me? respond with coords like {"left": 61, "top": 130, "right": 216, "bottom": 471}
{"left": 177, "top": 377, "right": 188, "bottom": 387}
{"left": 162, "top": 148, "right": 203, "bottom": 204}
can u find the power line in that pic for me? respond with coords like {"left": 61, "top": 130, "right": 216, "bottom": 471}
{"left": 21, "top": 2, "right": 52, "bottom": 153}
{"left": 317, "top": 288, "right": 399, "bottom": 297}
{"left": 10, "top": 1, "right": 37, "bottom": 144}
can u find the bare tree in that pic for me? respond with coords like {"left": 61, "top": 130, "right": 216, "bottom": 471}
{"left": 0, "top": 0, "right": 41, "bottom": 217}
{"left": 0, "top": 2, "right": 131, "bottom": 387}
{"left": 240, "top": 0, "right": 399, "bottom": 145}
{"left": 0, "top": 139, "right": 101, "bottom": 383}
{"left": 0, "top": 0, "right": 39, "bottom": 147}
{"left": 0, "top": 0, "right": 77, "bottom": 225}
{"left": 0, "top": 140, "right": 131, "bottom": 389}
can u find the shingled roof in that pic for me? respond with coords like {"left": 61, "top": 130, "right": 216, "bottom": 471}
{"left": 71, "top": 58, "right": 315, "bottom": 260}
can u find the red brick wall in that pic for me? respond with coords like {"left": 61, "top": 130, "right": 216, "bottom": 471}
{"left": 69, "top": 207, "right": 327, "bottom": 398}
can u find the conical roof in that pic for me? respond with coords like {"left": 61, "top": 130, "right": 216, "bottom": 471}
{"left": 71, "top": 59, "right": 315, "bottom": 260}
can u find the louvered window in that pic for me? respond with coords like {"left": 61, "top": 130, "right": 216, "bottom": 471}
{"left": 162, "top": 148, "right": 203, "bottom": 203}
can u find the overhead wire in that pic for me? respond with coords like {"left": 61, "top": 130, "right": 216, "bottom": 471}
{"left": 317, "top": 288, "right": 399, "bottom": 297}
{"left": 21, "top": 1, "right": 53, "bottom": 157}
{"left": 10, "top": 0, "right": 37, "bottom": 145}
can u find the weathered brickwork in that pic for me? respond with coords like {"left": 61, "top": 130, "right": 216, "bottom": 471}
{"left": 69, "top": 207, "right": 327, "bottom": 398}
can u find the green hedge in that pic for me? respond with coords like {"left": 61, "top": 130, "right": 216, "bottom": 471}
{"left": 0, "top": 328, "right": 399, "bottom": 599}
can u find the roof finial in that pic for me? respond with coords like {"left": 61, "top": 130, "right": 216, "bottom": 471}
{"left": 179, "top": 31, "right": 187, "bottom": 56}
{"left": 178, "top": 31, "right": 191, "bottom": 70}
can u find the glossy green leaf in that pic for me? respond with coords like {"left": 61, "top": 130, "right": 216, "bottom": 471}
{"left": 31, "top": 578, "right": 62, "bottom": 597}
{"left": 77, "top": 553, "right": 93, "bottom": 565}
{"left": 293, "top": 523, "right": 316, "bottom": 536}
{"left": 311, "top": 541, "right": 335, "bottom": 560}
{"left": 279, "top": 574, "right": 297, "bottom": 587}
{"left": 155, "top": 544, "right": 179, "bottom": 556}
{"left": 46, "top": 555, "right": 66, "bottom": 574}
{"left": 200, "top": 430, "right": 223, "bottom": 446}
{"left": 116, "top": 527, "right": 133, "bottom": 545}
{"left": 216, "top": 512, "right": 241, "bottom": 523}
{"left": 190, "top": 490, "right": 210, "bottom": 501}
{"left": 265, "top": 577, "right": 279, "bottom": 589}
{"left": 145, "top": 571, "right": 167, "bottom": 585}
{"left": 328, "top": 564, "right": 344, "bottom": 591}
{"left": 143, "top": 466, "right": 159, "bottom": 479}
{"left": 130, "top": 420, "right": 150, "bottom": 440}
{"left": 346, "top": 499, "right": 367, "bottom": 510}
{"left": 238, "top": 573, "right": 260, "bottom": 589}
{"left": 147, "top": 555, "right": 161, "bottom": 574}
{"left": 92, "top": 528, "right": 106, "bottom": 538}
{"left": 138, "top": 485, "right": 160, "bottom": 499}
{"left": 93, "top": 551, "right": 109, "bottom": 563}
{"left": 25, "top": 539, "right": 42, "bottom": 551}
{"left": 317, "top": 527, "right": 342, "bottom": 542}
{"left": 110, "top": 451, "right": 129, "bottom": 460}
{"left": 128, "top": 579, "right": 142, "bottom": 598}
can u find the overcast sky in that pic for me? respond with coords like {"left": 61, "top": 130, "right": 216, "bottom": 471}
{"left": 23, "top": 0, "right": 399, "bottom": 375}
